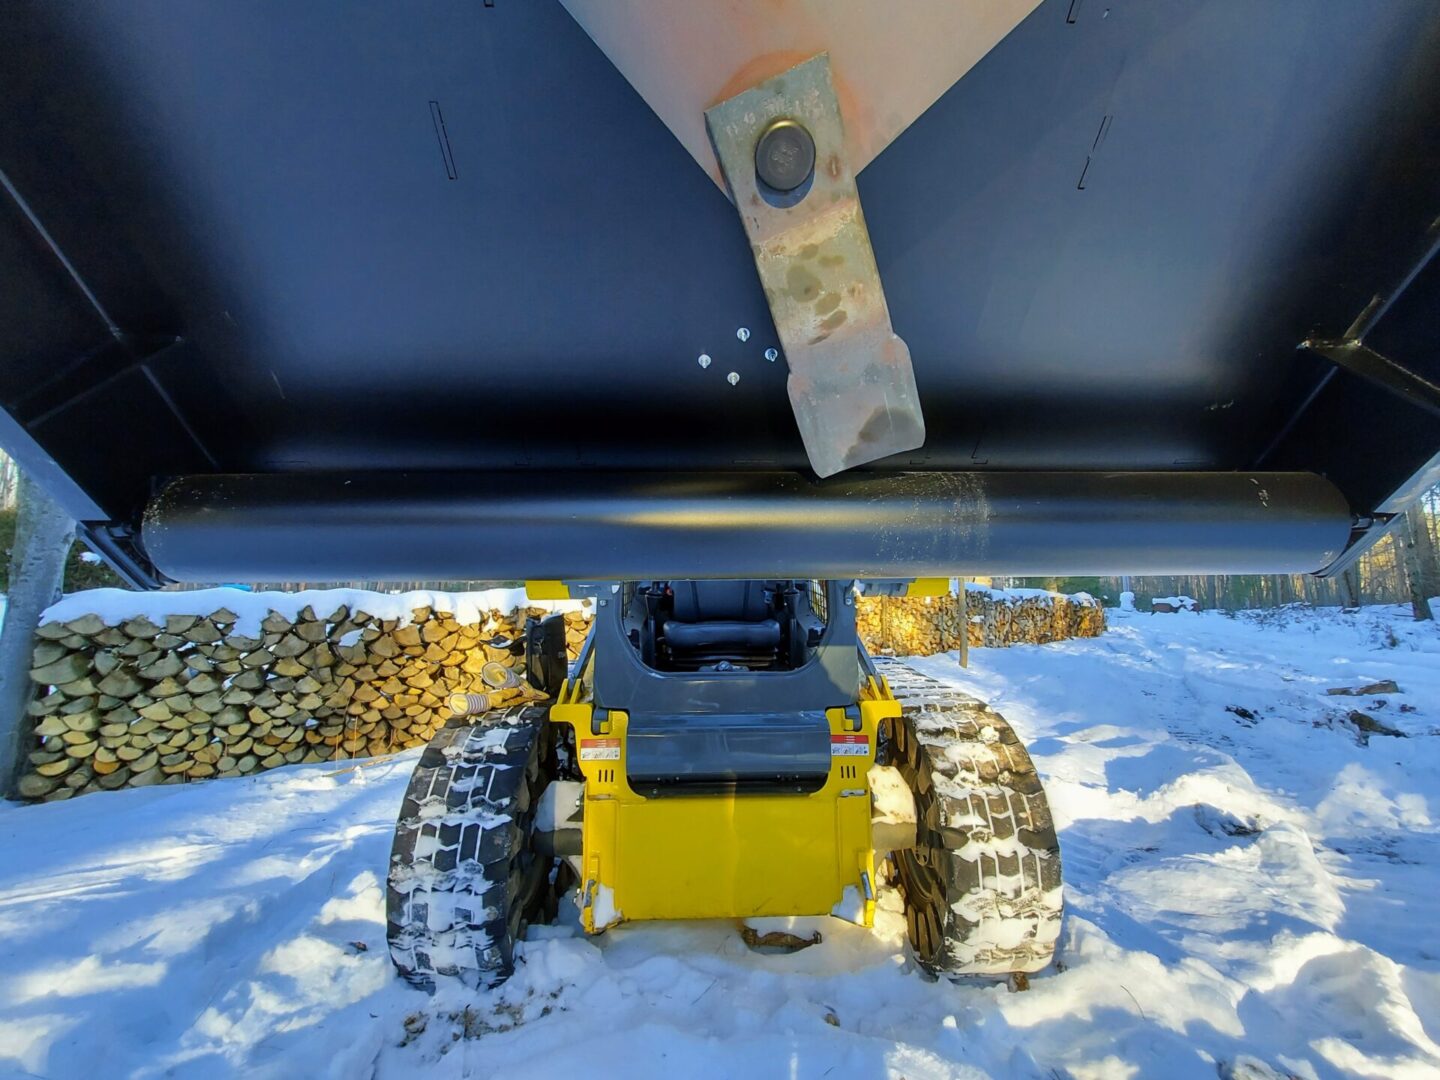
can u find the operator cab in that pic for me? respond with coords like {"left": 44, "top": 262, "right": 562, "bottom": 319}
{"left": 625, "top": 580, "right": 827, "bottom": 672}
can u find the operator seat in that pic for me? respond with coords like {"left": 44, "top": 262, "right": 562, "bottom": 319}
{"left": 664, "top": 581, "right": 781, "bottom": 651}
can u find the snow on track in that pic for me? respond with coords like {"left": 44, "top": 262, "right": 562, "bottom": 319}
{"left": 0, "top": 605, "right": 1437, "bottom": 1078}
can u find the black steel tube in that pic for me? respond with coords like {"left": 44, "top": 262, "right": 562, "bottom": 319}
{"left": 142, "top": 470, "right": 1352, "bottom": 582}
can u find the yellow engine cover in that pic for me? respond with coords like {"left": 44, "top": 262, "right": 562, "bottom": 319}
{"left": 550, "top": 697, "right": 898, "bottom": 930}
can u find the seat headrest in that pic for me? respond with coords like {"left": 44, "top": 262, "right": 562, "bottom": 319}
{"left": 670, "top": 581, "right": 769, "bottom": 622}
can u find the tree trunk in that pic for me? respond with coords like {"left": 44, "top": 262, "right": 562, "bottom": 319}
{"left": 1394, "top": 533, "right": 1410, "bottom": 604}
{"left": 1339, "top": 568, "right": 1358, "bottom": 608}
{"left": 1401, "top": 502, "right": 1438, "bottom": 621}
{"left": 0, "top": 471, "right": 75, "bottom": 799}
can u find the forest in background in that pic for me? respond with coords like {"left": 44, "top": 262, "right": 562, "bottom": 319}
{"left": 1009, "top": 485, "right": 1440, "bottom": 617}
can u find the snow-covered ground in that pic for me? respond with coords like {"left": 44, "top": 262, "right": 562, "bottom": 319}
{"left": 1, "top": 605, "right": 1437, "bottom": 1079}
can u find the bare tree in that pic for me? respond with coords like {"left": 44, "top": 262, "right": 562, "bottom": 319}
{"left": 0, "top": 472, "right": 75, "bottom": 798}
{"left": 1339, "top": 567, "right": 1358, "bottom": 608}
{"left": 1400, "top": 500, "right": 1438, "bottom": 621}
{"left": 0, "top": 455, "right": 18, "bottom": 510}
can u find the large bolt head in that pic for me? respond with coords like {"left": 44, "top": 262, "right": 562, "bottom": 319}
{"left": 755, "top": 119, "right": 816, "bottom": 194}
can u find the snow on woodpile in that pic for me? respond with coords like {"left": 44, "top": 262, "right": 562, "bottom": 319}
{"left": 857, "top": 584, "right": 1105, "bottom": 656}
{"left": 38, "top": 586, "right": 589, "bottom": 637}
{"left": 1151, "top": 595, "right": 1199, "bottom": 613}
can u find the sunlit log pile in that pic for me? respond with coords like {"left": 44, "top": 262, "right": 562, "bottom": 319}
{"left": 856, "top": 589, "right": 1105, "bottom": 656}
{"left": 18, "top": 601, "right": 590, "bottom": 801}
{"left": 18, "top": 585, "right": 1100, "bottom": 801}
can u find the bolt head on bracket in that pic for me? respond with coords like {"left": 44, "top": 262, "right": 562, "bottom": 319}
{"left": 755, "top": 119, "right": 816, "bottom": 194}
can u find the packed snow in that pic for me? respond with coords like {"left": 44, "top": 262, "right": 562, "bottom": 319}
{"left": 1, "top": 604, "right": 1438, "bottom": 1078}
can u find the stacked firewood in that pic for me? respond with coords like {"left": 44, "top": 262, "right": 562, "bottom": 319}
{"left": 856, "top": 590, "right": 1105, "bottom": 656}
{"left": 19, "top": 587, "right": 1099, "bottom": 801}
{"left": 18, "top": 602, "right": 590, "bottom": 802}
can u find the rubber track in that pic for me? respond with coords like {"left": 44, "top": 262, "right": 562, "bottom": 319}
{"left": 878, "top": 660, "right": 1064, "bottom": 976}
{"left": 386, "top": 706, "right": 550, "bottom": 990}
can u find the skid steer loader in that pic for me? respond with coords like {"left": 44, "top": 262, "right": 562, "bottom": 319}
{"left": 4, "top": 0, "right": 1440, "bottom": 989}
{"left": 385, "top": 579, "right": 1063, "bottom": 987}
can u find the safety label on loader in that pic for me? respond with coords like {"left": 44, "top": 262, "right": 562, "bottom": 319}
{"left": 579, "top": 738, "right": 621, "bottom": 762}
{"left": 830, "top": 734, "right": 870, "bottom": 757}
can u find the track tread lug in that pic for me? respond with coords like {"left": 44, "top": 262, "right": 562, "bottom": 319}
{"left": 877, "top": 660, "right": 1064, "bottom": 978}
{"left": 386, "top": 705, "right": 554, "bottom": 991}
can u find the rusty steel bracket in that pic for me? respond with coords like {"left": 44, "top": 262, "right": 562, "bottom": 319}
{"left": 705, "top": 53, "right": 925, "bottom": 478}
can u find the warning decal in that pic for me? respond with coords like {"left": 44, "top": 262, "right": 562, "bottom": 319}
{"left": 579, "top": 737, "right": 621, "bottom": 762}
{"left": 830, "top": 734, "right": 870, "bottom": 757}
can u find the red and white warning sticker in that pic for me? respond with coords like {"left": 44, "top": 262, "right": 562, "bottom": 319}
{"left": 579, "top": 737, "right": 621, "bottom": 762}
{"left": 830, "top": 734, "right": 870, "bottom": 757}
